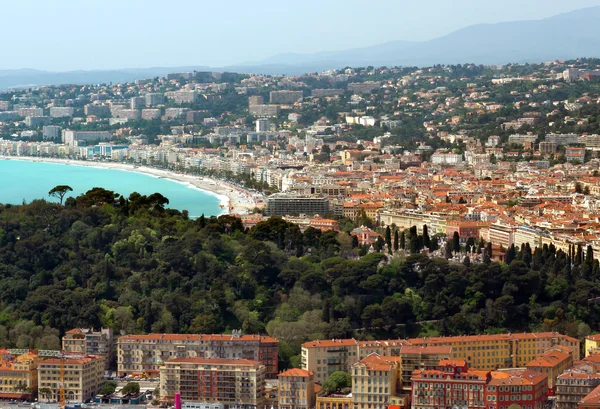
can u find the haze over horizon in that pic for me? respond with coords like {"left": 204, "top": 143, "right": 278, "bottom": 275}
{"left": 5, "top": 0, "right": 600, "bottom": 72}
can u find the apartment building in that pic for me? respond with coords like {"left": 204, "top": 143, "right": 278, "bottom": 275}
{"left": 566, "top": 147, "right": 586, "bottom": 163}
{"left": 545, "top": 133, "right": 580, "bottom": 146}
{"left": 278, "top": 368, "right": 315, "bottom": 409}
{"left": 49, "top": 107, "right": 75, "bottom": 118}
{"left": 249, "top": 104, "right": 279, "bottom": 117}
{"left": 526, "top": 346, "right": 574, "bottom": 390}
{"left": 411, "top": 361, "right": 548, "bottom": 409}
{"left": 302, "top": 333, "right": 580, "bottom": 383}
{"left": 301, "top": 339, "right": 448, "bottom": 385}
{"left": 37, "top": 355, "right": 105, "bottom": 403}
{"left": 396, "top": 346, "right": 452, "bottom": 393}
{"left": 42, "top": 125, "right": 62, "bottom": 140}
{"left": 84, "top": 104, "right": 111, "bottom": 117}
{"left": 270, "top": 91, "right": 303, "bottom": 105}
{"left": 488, "top": 221, "right": 518, "bottom": 249}
{"left": 248, "top": 96, "right": 264, "bottom": 106}
{"left": 117, "top": 333, "right": 278, "bottom": 378}
{"left": 351, "top": 354, "right": 400, "bottom": 409}
{"left": 266, "top": 194, "right": 329, "bottom": 216}
{"left": 17, "top": 107, "right": 44, "bottom": 117}
{"left": 486, "top": 369, "right": 548, "bottom": 409}
{"left": 579, "top": 384, "right": 600, "bottom": 409}
{"left": 316, "top": 393, "right": 351, "bottom": 409}
{"left": 410, "top": 332, "right": 580, "bottom": 369}
{"left": 145, "top": 93, "right": 165, "bottom": 107}
{"left": 159, "top": 358, "right": 265, "bottom": 409}
{"left": 0, "top": 351, "right": 39, "bottom": 400}
{"left": 62, "top": 328, "right": 114, "bottom": 371}
{"left": 302, "top": 340, "right": 358, "bottom": 383}
{"left": 585, "top": 335, "right": 600, "bottom": 357}
{"left": 556, "top": 371, "right": 600, "bottom": 409}
{"left": 411, "top": 360, "right": 488, "bottom": 409}
{"left": 62, "top": 130, "right": 112, "bottom": 146}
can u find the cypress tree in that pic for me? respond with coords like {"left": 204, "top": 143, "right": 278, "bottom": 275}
{"left": 452, "top": 232, "right": 461, "bottom": 253}
{"left": 393, "top": 230, "right": 399, "bottom": 251}
{"left": 400, "top": 231, "right": 406, "bottom": 249}
{"left": 586, "top": 245, "right": 594, "bottom": 266}
{"left": 576, "top": 245, "right": 583, "bottom": 266}
{"left": 423, "top": 224, "right": 431, "bottom": 249}
{"left": 385, "top": 226, "right": 392, "bottom": 250}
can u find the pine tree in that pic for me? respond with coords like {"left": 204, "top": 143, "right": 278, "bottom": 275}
{"left": 322, "top": 299, "right": 331, "bottom": 323}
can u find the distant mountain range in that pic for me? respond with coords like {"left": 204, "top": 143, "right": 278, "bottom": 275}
{"left": 2, "top": 6, "right": 600, "bottom": 90}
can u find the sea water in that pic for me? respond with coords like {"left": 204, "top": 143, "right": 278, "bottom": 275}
{"left": 0, "top": 160, "right": 222, "bottom": 217}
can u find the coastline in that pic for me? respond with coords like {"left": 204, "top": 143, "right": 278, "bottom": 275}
{"left": 1, "top": 157, "right": 260, "bottom": 216}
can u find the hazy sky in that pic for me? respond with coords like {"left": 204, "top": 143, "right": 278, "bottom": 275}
{"left": 3, "top": 0, "right": 600, "bottom": 71}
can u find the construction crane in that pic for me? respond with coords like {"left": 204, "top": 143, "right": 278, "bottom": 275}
{"left": 59, "top": 351, "right": 66, "bottom": 409}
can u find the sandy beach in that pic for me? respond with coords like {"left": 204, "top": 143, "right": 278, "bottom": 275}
{"left": 2, "top": 157, "right": 262, "bottom": 216}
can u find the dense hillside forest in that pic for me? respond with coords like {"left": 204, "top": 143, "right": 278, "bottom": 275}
{"left": 0, "top": 188, "right": 599, "bottom": 368}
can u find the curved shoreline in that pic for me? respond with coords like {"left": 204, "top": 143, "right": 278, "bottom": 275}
{"left": 0, "top": 156, "right": 260, "bottom": 216}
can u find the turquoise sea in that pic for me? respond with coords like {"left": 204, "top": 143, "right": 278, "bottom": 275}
{"left": 0, "top": 160, "right": 222, "bottom": 217}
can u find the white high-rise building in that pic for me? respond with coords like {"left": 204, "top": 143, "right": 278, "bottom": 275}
{"left": 256, "top": 118, "right": 270, "bottom": 132}
{"left": 42, "top": 125, "right": 62, "bottom": 140}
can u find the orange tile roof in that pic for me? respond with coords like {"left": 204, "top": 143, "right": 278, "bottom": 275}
{"left": 526, "top": 350, "right": 571, "bottom": 367}
{"left": 355, "top": 354, "right": 398, "bottom": 371}
{"left": 409, "top": 332, "right": 579, "bottom": 345}
{"left": 119, "top": 333, "right": 278, "bottom": 343}
{"left": 580, "top": 384, "right": 600, "bottom": 406}
{"left": 279, "top": 368, "right": 313, "bottom": 377}
{"left": 41, "top": 356, "right": 101, "bottom": 365}
{"left": 302, "top": 339, "right": 357, "bottom": 348}
{"left": 489, "top": 369, "right": 547, "bottom": 385}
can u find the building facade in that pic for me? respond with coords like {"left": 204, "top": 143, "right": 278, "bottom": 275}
{"left": 302, "top": 333, "right": 580, "bottom": 384}
{"left": 278, "top": 368, "right": 315, "bottom": 409}
{"left": 62, "top": 328, "right": 114, "bottom": 371}
{"left": 266, "top": 194, "right": 329, "bottom": 216}
{"left": 117, "top": 333, "right": 278, "bottom": 378}
{"left": 351, "top": 354, "right": 400, "bottom": 409}
{"left": 411, "top": 361, "right": 548, "bottom": 409}
{"left": 159, "top": 358, "right": 265, "bottom": 409}
{"left": 37, "top": 355, "right": 105, "bottom": 403}
{"left": 0, "top": 351, "right": 39, "bottom": 400}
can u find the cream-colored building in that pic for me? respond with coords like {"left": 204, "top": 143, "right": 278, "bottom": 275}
{"left": 316, "top": 393, "right": 351, "bottom": 409}
{"left": 410, "top": 332, "right": 580, "bottom": 369}
{"left": 278, "top": 368, "right": 315, "bottom": 409}
{"left": 302, "top": 333, "right": 580, "bottom": 382}
{"left": 351, "top": 354, "right": 400, "bottom": 409}
{"left": 586, "top": 335, "right": 600, "bottom": 357}
{"left": 0, "top": 351, "right": 39, "bottom": 400}
{"left": 62, "top": 328, "right": 113, "bottom": 371}
{"left": 159, "top": 358, "right": 265, "bottom": 409}
{"left": 117, "top": 333, "right": 278, "bottom": 378}
{"left": 37, "top": 355, "right": 104, "bottom": 403}
{"left": 526, "top": 346, "right": 574, "bottom": 389}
